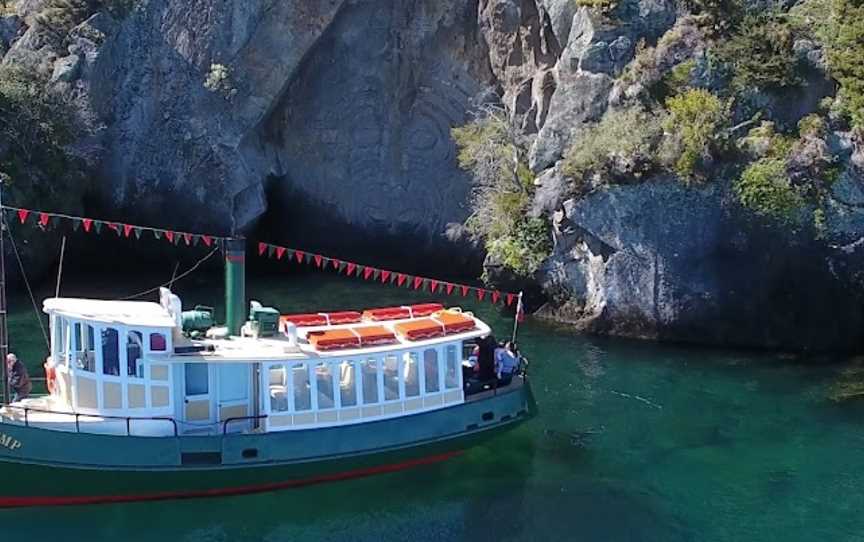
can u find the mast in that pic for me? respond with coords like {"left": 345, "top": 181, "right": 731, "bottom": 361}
{"left": 0, "top": 181, "right": 9, "bottom": 405}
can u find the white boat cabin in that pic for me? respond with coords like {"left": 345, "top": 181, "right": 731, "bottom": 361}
{"left": 14, "top": 292, "right": 490, "bottom": 436}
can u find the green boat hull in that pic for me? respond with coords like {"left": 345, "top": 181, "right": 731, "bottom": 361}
{"left": 0, "top": 381, "right": 534, "bottom": 507}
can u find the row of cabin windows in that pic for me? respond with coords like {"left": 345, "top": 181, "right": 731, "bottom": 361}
{"left": 268, "top": 345, "right": 461, "bottom": 414}
{"left": 53, "top": 316, "right": 167, "bottom": 379}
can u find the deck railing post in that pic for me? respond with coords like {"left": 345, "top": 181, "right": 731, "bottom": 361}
{"left": 126, "top": 417, "right": 131, "bottom": 436}
{"left": 23, "top": 407, "right": 28, "bottom": 427}
{"left": 74, "top": 414, "right": 80, "bottom": 433}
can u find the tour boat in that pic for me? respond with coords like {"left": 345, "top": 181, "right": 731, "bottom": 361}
{"left": 0, "top": 239, "right": 535, "bottom": 507}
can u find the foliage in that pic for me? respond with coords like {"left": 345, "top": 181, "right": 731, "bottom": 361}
{"left": 0, "top": 65, "right": 81, "bottom": 205}
{"left": 798, "top": 114, "right": 828, "bottom": 139}
{"left": 680, "top": 0, "right": 743, "bottom": 36}
{"left": 734, "top": 157, "right": 804, "bottom": 221}
{"left": 204, "top": 64, "right": 237, "bottom": 100}
{"left": 660, "top": 59, "right": 697, "bottom": 97}
{"left": 574, "top": 0, "right": 618, "bottom": 13}
{"left": 715, "top": 13, "right": 802, "bottom": 90}
{"left": 822, "top": 0, "right": 864, "bottom": 131}
{"left": 661, "top": 88, "right": 730, "bottom": 182}
{"left": 36, "top": 0, "right": 137, "bottom": 39}
{"left": 738, "top": 121, "right": 794, "bottom": 159}
{"left": 452, "top": 109, "right": 551, "bottom": 279}
{"left": 561, "top": 106, "right": 665, "bottom": 184}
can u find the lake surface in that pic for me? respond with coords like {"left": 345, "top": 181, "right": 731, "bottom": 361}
{"left": 3, "top": 269, "right": 864, "bottom": 541}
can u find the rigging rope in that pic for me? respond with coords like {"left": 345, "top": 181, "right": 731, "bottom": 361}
{"left": 3, "top": 215, "right": 50, "bottom": 351}
{"left": 119, "top": 246, "right": 220, "bottom": 301}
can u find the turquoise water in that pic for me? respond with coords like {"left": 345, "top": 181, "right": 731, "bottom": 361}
{"left": 3, "top": 269, "right": 864, "bottom": 541}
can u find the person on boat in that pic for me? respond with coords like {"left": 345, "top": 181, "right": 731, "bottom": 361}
{"left": 6, "top": 353, "right": 32, "bottom": 402}
{"left": 494, "top": 342, "right": 519, "bottom": 386}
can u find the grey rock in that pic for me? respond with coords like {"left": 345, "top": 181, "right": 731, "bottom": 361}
{"left": 530, "top": 164, "right": 570, "bottom": 217}
{"left": 0, "top": 15, "right": 22, "bottom": 47}
{"left": 51, "top": 54, "right": 80, "bottom": 82}
{"left": 538, "top": 180, "right": 864, "bottom": 351}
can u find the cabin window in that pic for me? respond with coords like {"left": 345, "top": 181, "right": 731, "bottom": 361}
{"left": 74, "top": 323, "right": 95, "bottom": 372}
{"left": 383, "top": 355, "right": 399, "bottom": 401}
{"left": 149, "top": 333, "right": 167, "bottom": 352}
{"left": 445, "top": 345, "right": 459, "bottom": 389}
{"left": 127, "top": 331, "right": 144, "bottom": 378}
{"left": 339, "top": 361, "right": 357, "bottom": 407}
{"left": 268, "top": 365, "right": 289, "bottom": 412}
{"left": 54, "top": 316, "right": 68, "bottom": 364}
{"left": 361, "top": 358, "right": 379, "bottom": 404}
{"left": 292, "top": 363, "right": 311, "bottom": 411}
{"left": 424, "top": 348, "right": 440, "bottom": 393}
{"left": 184, "top": 363, "right": 209, "bottom": 396}
{"left": 315, "top": 362, "right": 335, "bottom": 409}
{"left": 101, "top": 328, "right": 120, "bottom": 376}
{"left": 403, "top": 352, "right": 420, "bottom": 398}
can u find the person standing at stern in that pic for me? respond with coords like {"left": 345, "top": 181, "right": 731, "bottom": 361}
{"left": 6, "top": 353, "right": 31, "bottom": 402}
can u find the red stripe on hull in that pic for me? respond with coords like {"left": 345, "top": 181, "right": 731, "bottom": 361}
{"left": 0, "top": 450, "right": 463, "bottom": 508}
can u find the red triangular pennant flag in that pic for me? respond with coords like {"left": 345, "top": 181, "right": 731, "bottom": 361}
{"left": 430, "top": 280, "right": 439, "bottom": 293}
{"left": 275, "top": 247, "right": 286, "bottom": 260}
{"left": 446, "top": 283, "right": 455, "bottom": 295}
{"left": 491, "top": 291, "right": 501, "bottom": 304}
{"left": 38, "top": 212, "right": 50, "bottom": 227}
{"left": 506, "top": 293, "right": 515, "bottom": 306}
{"left": 314, "top": 254, "right": 323, "bottom": 268}
{"left": 258, "top": 242, "right": 267, "bottom": 256}
{"left": 123, "top": 224, "right": 134, "bottom": 238}
{"left": 332, "top": 259, "right": 341, "bottom": 270}
{"left": 163, "top": 231, "right": 174, "bottom": 243}
{"left": 295, "top": 250, "right": 305, "bottom": 263}
{"left": 346, "top": 263, "right": 357, "bottom": 276}
{"left": 183, "top": 233, "right": 193, "bottom": 245}
{"left": 476, "top": 289, "right": 486, "bottom": 301}
{"left": 413, "top": 277, "right": 424, "bottom": 290}
{"left": 380, "top": 270, "right": 391, "bottom": 283}
{"left": 364, "top": 267, "right": 374, "bottom": 280}
{"left": 108, "top": 222, "right": 121, "bottom": 235}
{"left": 16, "top": 209, "right": 29, "bottom": 224}
{"left": 82, "top": 218, "right": 92, "bottom": 232}
{"left": 397, "top": 273, "right": 406, "bottom": 287}
{"left": 461, "top": 285, "right": 469, "bottom": 297}
{"left": 201, "top": 235, "right": 212, "bottom": 247}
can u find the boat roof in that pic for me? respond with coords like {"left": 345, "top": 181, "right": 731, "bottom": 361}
{"left": 43, "top": 298, "right": 177, "bottom": 328}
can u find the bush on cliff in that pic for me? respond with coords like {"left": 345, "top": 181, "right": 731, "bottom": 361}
{"left": 36, "top": 0, "right": 135, "bottom": 38}
{"left": 822, "top": 0, "right": 864, "bottom": 131}
{"left": 734, "top": 157, "right": 804, "bottom": 222}
{"left": 452, "top": 109, "right": 551, "bottom": 279}
{"left": 661, "top": 88, "right": 730, "bottom": 182}
{"left": 715, "top": 13, "right": 802, "bottom": 90}
{"left": 561, "top": 106, "right": 665, "bottom": 186}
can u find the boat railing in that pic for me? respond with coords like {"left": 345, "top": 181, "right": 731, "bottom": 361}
{"left": 2, "top": 405, "right": 179, "bottom": 437}
{"left": 222, "top": 414, "right": 268, "bottom": 435}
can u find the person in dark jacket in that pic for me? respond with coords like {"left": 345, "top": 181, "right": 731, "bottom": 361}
{"left": 6, "top": 353, "right": 32, "bottom": 402}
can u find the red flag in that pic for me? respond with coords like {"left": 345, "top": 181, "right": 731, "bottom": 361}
{"left": 82, "top": 218, "right": 92, "bottom": 233}
{"left": 346, "top": 263, "right": 357, "bottom": 275}
{"left": 202, "top": 235, "right": 212, "bottom": 247}
{"left": 295, "top": 250, "right": 305, "bottom": 263}
{"left": 38, "top": 213, "right": 50, "bottom": 227}
{"left": 430, "top": 280, "right": 439, "bottom": 293}
{"left": 165, "top": 231, "right": 175, "bottom": 243}
{"left": 332, "top": 259, "right": 341, "bottom": 270}
{"left": 397, "top": 273, "right": 406, "bottom": 287}
{"left": 314, "top": 254, "right": 323, "bottom": 268}
{"left": 491, "top": 291, "right": 501, "bottom": 304}
{"left": 364, "top": 267, "right": 374, "bottom": 280}
{"left": 380, "top": 270, "right": 391, "bottom": 283}
{"left": 258, "top": 242, "right": 267, "bottom": 256}
{"left": 275, "top": 246, "right": 286, "bottom": 260}
{"left": 123, "top": 224, "right": 134, "bottom": 238}
{"left": 506, "top": 293, "right": 515, "bottom": 306}
{"left": 476, "top": 289, "right": 486, "bottom": 301}
{"left": 413, "top": 277, "right": 424, "bottom": 290}
{"left": 16, "top": 209, "right": 29, "bottom": 224}
{"left": 446, "top": 283, "right": 454, "bottom": 295}
{"left": 107, "top": 222, "right": 120, "bottom": 235}
{"left": 461, "top": 285, "right": 469, "bottom": 297}
{"left": 183, "top": 233, "right": 193, "bottom": 245}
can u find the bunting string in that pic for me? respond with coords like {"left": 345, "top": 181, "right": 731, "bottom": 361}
{"left": 257, "top": 241, "right": 519, "bottom": 307}
{"left": 0, "top": 205, "right": 520, "bottom": 308}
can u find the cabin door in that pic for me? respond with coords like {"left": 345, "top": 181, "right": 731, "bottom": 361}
{"left": 217, "top": 363, "right": 250, "bottom": 424}
{"left": 183, "top": 363, "right": 213, "bottom": 425}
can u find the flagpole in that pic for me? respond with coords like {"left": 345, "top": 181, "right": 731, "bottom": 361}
{"left": 511, "top": 291, "right": 523, "bottom": 344}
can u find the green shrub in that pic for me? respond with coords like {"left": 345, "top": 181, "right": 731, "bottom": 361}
{"left": 452, "top": 111, "right": 551, "bottom": 279}
{"left": 823, "top": 0, "right": 864, "bottom": 130}
{"left": 36, "top": 0, "right": 136, "bottom": 38}
{"left": 662, "top": 88, "right": 730, "bottom": 182}
{"left": 561, "top": 106, "right": 665, "bottom": 184}
{"left": 574, "top": 0, "right": 618, "bottom": 13}
{"left": 798, "top": 114, "right": 828, "bottom": 138}
{"left": 716, "top": 13, "right": 802, "bottom": 90}
{"left": 735, "top": 157, "right": 804, "bottom": 221}
{"left": 681, "top": 0, "right": 744, "bottom": 36}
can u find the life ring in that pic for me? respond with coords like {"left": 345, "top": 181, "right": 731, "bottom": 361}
{"left": 44, "top": 361, "right": 56, "bottom": 395}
